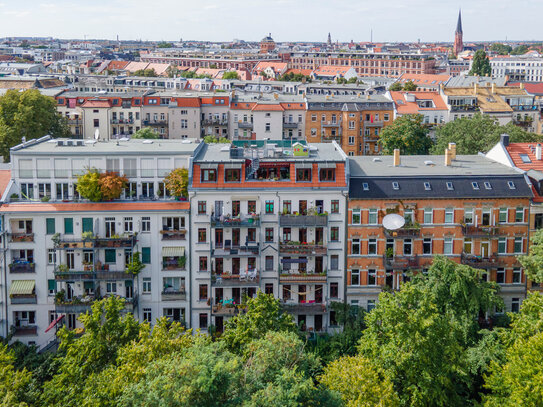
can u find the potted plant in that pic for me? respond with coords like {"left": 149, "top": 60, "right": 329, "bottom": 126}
{"left": 57, "top": 264, "right": 69, "bottom": 273}
{"left": 177, "top": 256, "right": 186, "bottom": 269}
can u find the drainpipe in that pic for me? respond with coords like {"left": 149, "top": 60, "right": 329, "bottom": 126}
{"left": 188, "top": 192, "right": 194, "bottom": 330}
{"left": 2, "top": 215, "right": 8, "bottom": 337}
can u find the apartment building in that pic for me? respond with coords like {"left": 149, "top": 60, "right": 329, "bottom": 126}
{"left": 305, "top": 94, "right": 394, "bottom": 156}
{"left": 1, "top": 136, "right": 201, "bottom": 347}
{"left": 188, "top": 141, "right": 348, "bottom": 333}
{"left": 491, "top": 56, "right": 543, "bottom": 82}
{"left": 347, "top": 148, "right": 532, "bottom": 312}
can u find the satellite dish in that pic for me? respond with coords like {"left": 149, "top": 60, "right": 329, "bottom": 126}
{"left": 382, "top": 214, "right": 405, "bottom": 230}
{"left": 94, "top": 129, "right": 100, "bottom": 140}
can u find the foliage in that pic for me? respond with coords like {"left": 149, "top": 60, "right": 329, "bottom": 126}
{"left": 277, "top": 72, "right": 312, "bottom": 82}
{"left": 75, "top": 168, "right": 102, "bottom": 202}
{"left": 125, "top": 251, "right": 145, "bottom": 275}
{"left": 469, "top": 50, "right": 492, "bottom": 76}
{"left": 336, "top": 77, "right": 359, "bottom": 84}
{"left": 221, "top": 291, "right": 296, "bottom": 351}
{"left": 0, "top": 89, "right": 70, "bottom": 162}
{"left": 157, "top": 42, "right": 173, "bottom": 48}
{"left": 163, "top": 167, "right": 189, "bottom": 198}
{"left": 403, "top": 80, "right": 417, "bottom": 91}
{"left": 389, "top": 81, "right": 403, "bottom": 91}
{"left": 99, "top": 171, "right": 128, "bottom": 201}
{"left": 131, "top": 127, "right": 158, "bottom": 139}
{"left": 379, "top": 114, "right": 433, "bottom": 155}
{"left": 0, "top": 344, "right": 32, "bottom": 406}
{"left": 510, "top": 44, "right": 529, "bottom": 55}
{"left": 518, "top": 229, "right": 543, "bottom": 283}
{"left": 203, "top": 135, "right": 230, "bottom": 144}
{"left": 223, "top": 71, "right": 240, "bottom": 80}
{"left": 431, "top": 114, "right": 543, "bottom": 155}
{"left": 133, "top": 68, "right": 157, "bottom": 77}
{"left": 321, "top": 355, "right": 400, "bottom": 407}
{"left": 490, "top": 43, "right": 512, "bottom": 55}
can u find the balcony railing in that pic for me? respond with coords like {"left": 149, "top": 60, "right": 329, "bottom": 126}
{"left": 461, "top": 252, "right": 502, "bottom": 269}
{"left": 67, "top": 119, "right": 82, "bottom": 126}
{"left": 54, "top": 266, "right": 133, "bottom": 281}
{"left": 202, "top": 118, "right": 228, "bottom": 126}
{"left": 212, "top": 271, "right": 259, "bottom": 286}
{"left": 461, "top": 225, "right": 503, "bottom": 238}
{"left": 212, "top": 305, "right": 238, "bottom": 316}
{"left": 364, "top": 120, "right": 384, "bottom": 127}
{"left": 162, "top": 258, "right": 186, "bottom": 271}
{"left": 281, "top": 301, "right": 326, "bottom": 314}
{"left": 11, "top": 294, "right": 37, "bottom": 304}
{"left": 384, "top": 255, "right": 419, "bottom": 269}
{"left": 55, "top": 303, "right": 92, "bottom": 313}
{"left": 110, "top": 118, "right": 135, "bottom": 124}
{"left": 160, "top": 229, "right": 187, "bottom": 240}
{"left": 450, "top": 104, "right": 479, "bottom": 112}
{"left": 383, "top": 225, "right": 421, "bottom": 238}
{"left": 10, "top": 233, "right": 34, "bottom": 243}
{"left": 279, "top": 214, "right": 327, "bottom": 227}
{"left": 321, "top": 120, "right": 341, "bottom": 127}
{"left": 283, "top": 121, "right": 299, "bottom": 129}
{"left": 212, "top": 244, "right": 260, "bottom": 256}
{"left": 238, "top": 121, "right": 253, "bottom": 129}
{"left": 279, "top": 273, "right": 327, "bottom": 283}
{"left": 279, "top": 242, "right": 327, "bottom": 255}
{"left": 161, "top": 290, "right": 187, "bottom": 301}
{"left": 9, "top": 262, "right": 35, "bottom": 273}
{"left": 12, "top": 325, "right": 37, "bottom": 336}
{"left": 211, "top": 215, "right": 260, "bottom": 228}
{"left": 56, "top": 234, "right": 137, "bottom": 249}
{"left": 143, "top": 119, "right": 168, "bottom": 126}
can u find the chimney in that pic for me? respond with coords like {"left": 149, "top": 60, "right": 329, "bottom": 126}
{"left": 393, "top": 149, "right": 401, "bottom": 166}
{"left": 473, "top": 82, "right": 478, "bottom": 95}
{"left": 500, "top": 133, "right": 510, "bottom": 147}
{"left": 448, "top": 142, "right": 457, "bottom": 160}
{"left": 520, "top": 82, "right": 524, "bottom": 90}
{"left": 445, "top": 148, "right": 452, "bottom": 166}
{"left": 491, "top": 83, "right": 496, "bottom": 94}
{"left": 273, "top": 92, "right": 278, "bottom": 100}
{"left": 536, "top": 144, "right": 542, "bottom": 160}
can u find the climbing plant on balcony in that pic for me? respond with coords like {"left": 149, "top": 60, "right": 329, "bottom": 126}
{"left": 164, "top": 168, "right": 189, "bottom": 199}
{"left": 126, "top": 252, "right": 145, "bottom": 275}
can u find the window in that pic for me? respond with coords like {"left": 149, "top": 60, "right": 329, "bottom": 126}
{"left": 446, "top": 182, "right": 454, "bottom": 190}
{"left": 198, "top": 201, "right": 206, "bottom": 214}
{"left": 367, "top": 300, "right": 376, "bottom": 312}
{"left": 443, "top": 237, "right": 453, "bottom": 255}
{"left": 265, "top": 228, "right": 274, "bottom": 242}
{"left": 93, "top": 119, "right": 99, "bottom": 128}
{"left": 498, "top": 238, "right": 507, "bottom": 254}
{"left": 508, "top": 181, "right": 516, "bottom": 189}
{"left": 514, "top": 237, "right": 523, "bottom": 254}
{"left": 403, "top": 238, "right": 412, "bottom": 255}
{"left": 348, "top": 136, "right": 355, "bottom": 145}
{"left": 496, "top": 268, "right": 505, "bottom": 284}
{"left": 231, "top": 201, "right": 240, "bottom": 217}
{"left": 48, "top": 279, "right": 56, "bottom": 295}
{"left": 48, "top": 249, "right": 56, "bottom": 265}
{"left": 142, "top": 247, "right": 151, "bottom": 264}
{"left": 330, "top": 255, "right": 339, "bottom": 270}
{"left": 330, "top": 282, "right": 339, "bottom": 298}
{"left": 265, "top": 200, "right": 274, "bottom": 214}
{"left": 143, "top": 278, "right": 151, "bottom": 293}
{"left": 368, "top": 269, "right": 377, "bottom": 285}
{"left": 513, "top": 268, "right": 522, "bottom": 284}
{"left": 265, "top": 283, "right": 273, "bottom": 295}
{"left": 392, "top": 182, "right": 399, "bottom": 190}
{"left": 464, "top": 209, "right": 474, "bottom": 224}
{"left": 368, "top": 209, "right": 378, "bottom": 225}
{"left": 444, "top": 208, "right": 454, "bottom": 224}
{"left": 201, "top": 169, "right": 217, "bottom": 182}
{"left": 124, "top": 217, "right": 133, "bottom": 233}
{"left": 319, "top": 168, "right": 335, "bottom": 181}
{"left": 225, "top": 169, "right": 240, "bottom": 182}
{"left": 296, "top": 169, "right": 312, "bottom": 181}
{"left": 515, "top": 207, "right": 524, "bottom": 223}
{"left": 511, "top": 298, "right": 520, "bottom": 313}
{"left": 352, "top": 209, "right": 361, "bottom": 224}
{"left": 199, "top": 313, "right": 208, "bottom": 329}
{"left": 197, "top": 228, "right": 207, "bottom": 243}
{"left": 199, "top": 256, "right": 208, "bottom": 271}
{"left": 265, "top": 123, "right": 270, "bottom": 132}
{"left": 368, "top": 238, "right": 377, "bottom": 255}
{"left": 199, "top": 284, "right": 208, "bottom": 300}
{"left": 363, "top": 183, "right": 369, "bottom": 191}
{"left": 142, "top": 217, "right": 151, "bottom": 232}
{"left": 331, "top": 200, "right": 339, "bottom": 214}
{"left": 463, "top": 238, "right": 473, "bottom": 254}
{"left": 423, "top": 238, "right": 432, "bottom": 255}
{"left": 64, "top": 218, "right": 73, "bottom": 234}
{"left": 424, "top": 182, "right": 431, "bottom": 191}
{"left": 106, "top": 281, "right": 117, "bottom": 294}
{"left": 472, "top": 182, "right": 479, "bottom": 190}
{"left": 143, "top": 308, "right": 152, "bottom": 322}
{"left": 330, "top": 226, "right": 339, "bottom": 242}
{"left": 248, "top": 228, "right": 256, "bottom": 242}
{"left": 351, "top": 269, "right": 360, "bottom": 286}
{"left": 265, "top": 256, "right": 274, "bottom": 271}
{"left": 105, "top": 249, "right": 116, "bottom": 264}
{"left": 352, "top": 238, "right": 360, "bottom": 255}
{"left": 484, "top": 182, "right": 492, "bottom": 190}
{"left": 499, "top": 208, "right": 508, "bottom": 223}
{"left": 46, "top": 218, "right": 55, "bottom": 234}
{"left": 248, "top": 200, "right": 256, "bottom": 213}
{"left": 423, "top": 208, "right": 433, "bottom": 224}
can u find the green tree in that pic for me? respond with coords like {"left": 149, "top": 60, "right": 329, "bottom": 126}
{"left": 518, "top": 229, "right": 543, "bottom": 283}
{"left": 133, "top": 68, "right": 157, "bottom": 77}
{"left": 0, "top": 89, "right": 70, "bottom": 162}
{"left": 0, "top": 344, "right": 32, "bottom": 406}
{"left": 131, "top": 127, "right": 158, "bottom": 139}
{"left": 157, "top": 42, "right": 173, "bottom": 48}
{"left": 511, "top": 44, "right": 529, "bottom": 55}
{"left": 163, "top": 167, "right": 189, "bottom": 198}
{"left": 203, "top": 135, "right": 230, "bottom": 144}
{"left": 490, "top": 43, "right": 512, "bottom": 55}
{"left": 223, "top": 71, "right": 240, "bottom": 80}
{"left": 221, "top": 291, "right": 296, "bottom": 351}
{"left": 379, "top": 114, "right": 433, "bottom": 155}
{"left": 76, "top": 168, "right": 102, "bottom": 202}
{"left": 403, "top": 80, "right": 417, "bottom": 91}
{"left": 389, "top": 82, "right": 403, "bottom": 91}
{"left": 469, "top": 50, "right": 492, "bottom": 76}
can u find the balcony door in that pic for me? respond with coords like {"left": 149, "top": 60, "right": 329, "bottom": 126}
{"left": 299, "top": 200, "right": 307, "bottom": 215}
{"left": 481, "top": 241, "right": 490, "bottom": 258}
{"left": 105, "top": 218, "right": 116, "bottom": 238}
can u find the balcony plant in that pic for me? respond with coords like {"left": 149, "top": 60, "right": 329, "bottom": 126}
{"left": 51, "top": 233, "right": 60, "bottom": 246}
{"left": 177, "top": 256, "right": 186, "bottom": 269}
{"left": 55, "top": 289, "right": 66, "bottom": 304}
{"left": 126, "top": 251, "right": 145, "bottom": 275}
{"left": 82, "top": 231, "right": 94, "bottom": 241}
{"left": 76, "top": 168, "right": 128, "bottom": 201}
{"left": 163, "top": 168, "right": 189, "bottom": 199}
{"left": 57, "top": 264, "right": 69, "bottom": 273}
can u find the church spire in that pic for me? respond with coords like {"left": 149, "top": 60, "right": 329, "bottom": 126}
{"left": 456, "top": 9, "right": 463, "bottom": 34}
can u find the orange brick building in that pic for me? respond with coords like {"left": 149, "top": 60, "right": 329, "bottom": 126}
{"left": 305, "top": 95, "right": 394, "bottom": 156}
{"left": 346, "top": 150, "right": 532, "bottom": 313}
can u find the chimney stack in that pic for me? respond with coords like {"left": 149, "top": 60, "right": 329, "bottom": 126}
{"left": 500, "top": 133, "right": 510, "bottom": 147}
{"left": 445, "top": 148, "right": 452, "bottom": 166}
{"left": 536, "top": 144, "right": 542, "bottom": 161}
{"left": 473, "top": 82, "right": 478, "bottom": 95}
{"left": 520, "top": 82, "right": 524, "bottom": 90}
{"left": 491, "top": 83, "right": 496, "bottom": 94}
{"left": 393, "top": 149, "right": 401, "bottom": 167}
{"left": 448, "top": 142, "right": 457, "bottom": 160}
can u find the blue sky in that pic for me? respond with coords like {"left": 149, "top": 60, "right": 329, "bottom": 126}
{"left": 0, "top": 0, "right": 541, "bottom": 43}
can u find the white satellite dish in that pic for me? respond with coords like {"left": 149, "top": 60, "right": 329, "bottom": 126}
{"left": 382, "top": 213, "right": 406, "bottom": 230}
{"left": 94, "top": 129, "right": 100, "bottom": 140}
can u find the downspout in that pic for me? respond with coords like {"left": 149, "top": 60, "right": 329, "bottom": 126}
{"left": 2, "top": 214, "right": 8, "bottom": 336}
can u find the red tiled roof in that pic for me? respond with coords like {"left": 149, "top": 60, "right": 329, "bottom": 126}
{"left": 507, "top": 82, "right": 543, "bottom": 96}
{"left": 253, "top": 61, "right": 288, "bottom": 73}
{"left": 107, "top": 60, "right": 130, "bottom": 70}
{"left": 283, "top": 69, "right": 313, "bottom": 76}
{"left": 506, "top": 143, "right": 543, "bottom": 171}
{"left": 81, "top": 99, "right": 112, "bottom": 108}
{"left": 251, "top": 104, "right": 284, "bottom": 112}
{"left": 0, "top": 170, "right": 11, "bottom": 198}
{"left": 313, "top": 65, "right": 351, "bottom": 76}
{"left": 0, "top": 201, "right": 190, "bottom": 213}
{"left": 279, "top": 102, "right": 305, "bottom": 110}
{"left": 172, "top": 97, "right": 201, "bottom": 107}
{"left": 398, "top": 73, "right": 451, "bottom": 86}
{"left": 231, "top": 102, "right": 256, "bottom": 110}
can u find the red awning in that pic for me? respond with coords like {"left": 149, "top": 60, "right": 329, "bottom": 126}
{"left": 45, "top": 314, "right": 65, "bottom": 333}
{"left": 258, "top": 162, "right": 291, "bottom": 168}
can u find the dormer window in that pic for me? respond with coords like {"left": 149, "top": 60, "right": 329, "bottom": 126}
{"left": 508, "top": 181, "right": 516, "bottom": 189}
{"left": 424, "top": 182, "right": 431, "bottom": 191}
{"left": 446, "top": 182, "right": 454, "bottom": 190}
{"left": 484, "top": 182, "right": 492, "bottom": 190}
{"left": 472, "top": 182, "right": 479, "bottom": 190}
{"left": 392, "top": 182, "right": 399, "bottom": 190}
{"left": 363, "top": 183, "right": 369, "bottom": 191}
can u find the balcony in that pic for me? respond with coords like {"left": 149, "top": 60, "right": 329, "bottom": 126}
{"left": 55, "top": 303, "right": 92, "bottom": 313}
{"left": 511, "top": 105, "right": 537, "bottom": 111}
{"left": 11, "top": 294, "right": 37, "bottom": 304}
{"left": 12, "top": 326, "right": 37, "bottom": 336}
{"left": 211, "top": 215, "right": 260, "bottom": 228}
{"left": 384, "top": 255, "right": 419, "bottom": 270}
{"left": 513, "top": 117, "right": 534, "bottom": 128}
{"left": 238, "top": 121, "right": 253, "bottom": 129}
{"left": 110, "top": 118, "right": 135, "bottom": 124}
{"left": 10, "top": 233, "right": 34, "bottom": 243}
{"left": 143, "top": 119, "right": 168, "bottom": 126}
{"left": 161, "top": 290, "right": 187, "bottom": 301}
{"left": 461, "top": 225, "right": 503, "bottom": 238}
{"left": 54, "top": 265, "right": 133, "bottom": 281}
{"left": 202, "top": 118, "right": 228, "bottom": 126}
{"left": 283, "top": 121, "right": 299, "bottom": 129}
{"left": 279, "top": 214, "right": 327, "bottom": 227}
{"left": 461, "top": 253, "right": 502, "bottom": 269}
{"left": 281, "top": 301, "right": 326, "bottom": 314}
{"left": 321, "top": 135, "right": 342, "bottom": 144}
{"left": 212, "top": 271, "right": 259, "bottom": 286}
{"left": 162, "top": 258, "right": 187, "bottom": 271}
{"left": 212, "top": 305, "right": 238, "bottom": 316}
{"left": 160, "top": 229, "right": 187, "bottom": 240}
{"left": 56, "top": 234, "right": 137, "bottom": 249}
{"left": 9, "top": 262, "right": 35, "bottom": 273}
{"left": 364, "top": 120, "right": 384, "bottom": 127}
{"left": 321, "top": 120, "right": 341, "bottom": 128}
{"left": 94, "top": 235, "right": 138, "bottom": 248}
{"left": 67, "top": 119, "right": 82, "bottom": 126}
{"left": 279, "top": 273, "right": 327, "bottom": 283}
{"left": 279, "top": 242, "right": 327, "bottom": 255}
{"left": 212, "top": 244, "right": 260, "bottom": 256}
{"left": 450, "top": 104, "right": 479, "bottom": 112}
{"left": 383, "top": 225, "right": 420, "bottom": 238}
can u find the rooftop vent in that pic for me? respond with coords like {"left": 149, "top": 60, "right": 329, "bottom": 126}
{"left": 424, "top": 160, "right": 435, "bottom": 166}
{"left": 142, "top": 140, "right": 154, "bottom": 144}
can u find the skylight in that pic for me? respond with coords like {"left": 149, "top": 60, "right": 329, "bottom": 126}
{"left": 472, "top": 182, "right": 480, "bottom": 190}
{"left": 424, "top": 182, "right": 431, "bottom": 190}
{"left": 446, "top": 182, "right": 454, "bottom": 190}
{"left": 484, "top": 182, "right": 492, "bottom": 190}
{"left": 392, "top": 182, "right": 400, "bottom": 190}
{"left": 508, "top": 181, "right": 516, "bottom": 189}
{"left": 520, "top": 154, "right": 532, "bottom": 163}
{"left": 363, "top": 183, "right": 369, "bottom": 191}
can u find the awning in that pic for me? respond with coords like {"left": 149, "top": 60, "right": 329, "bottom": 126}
{"left": 9, "top": 280, "right": 35, "bottom": 296}
{"left": 162, "top": 246, "right": 185, "bottom": 257}
{"left": 224, "top": 163, "right": 242, "bottom": 169}
{"left": 281, "top": 258, "right": 308, "bottom": 264}
{"left": 295, "top": 163, "right": 313, "bottom": 169}
{"left": 258, "top": 162, "right": 290, "bottom": 168}
{"left": 200, "top": 163, "right": 218, "bottom": 170}
{"left": 318, "top": 163, "right": 336, "bottom": 169}
{"left": 45, "top": 315, "right": 65, "bottom": 333}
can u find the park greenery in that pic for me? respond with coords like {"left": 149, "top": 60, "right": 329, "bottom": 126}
{"left": 3, "top": 256, "right": 543, "bottom": 406}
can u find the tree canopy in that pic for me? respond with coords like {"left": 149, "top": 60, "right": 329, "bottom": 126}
{"left": 133, "top": 68, "right": 158, "bottom": 77}
{"left": 277, "top": 72, "right": 312, "bottom": 82}
{"left": 223, "top": 71, "right": 240, "bottom": 80}
{"left": 379, "top": 114, "right": 433, "bottom": 155}
{"left": 518, "top": 229, "right": 543, "bottom": 283}
{"left": 469, "top": 50, "right": 492, "bottom": 76}
{"left": 131, "top": 127, "right": 158, "bottom": 139}
{"left": 163, "top": 167, "right": 189, "bottom": 198}
{"left": 490, "top": 43, "right": 513, "bottom": 55}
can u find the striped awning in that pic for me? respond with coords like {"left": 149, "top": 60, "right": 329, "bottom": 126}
{"left": 295, "top": 163, "right": 313, "bottom": 169}
{"left": 9, "top": 280, "right": 35, "bottom": 295}
{"left": 200, "top": 163, "right": 218, "bottom": 170}
{"left": 162, "top": 247, "right": 185, "bottom": 257}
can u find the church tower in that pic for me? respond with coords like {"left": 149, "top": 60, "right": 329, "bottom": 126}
{"left": 327, "top": 33, "right": 332, "bottom": 47}
{"left": 453, "top": 10, "right": 464, "bottom": 56}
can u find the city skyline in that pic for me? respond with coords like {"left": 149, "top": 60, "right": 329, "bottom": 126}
{"left": 0, "top": 0, "right": 542, "bottom": 43}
